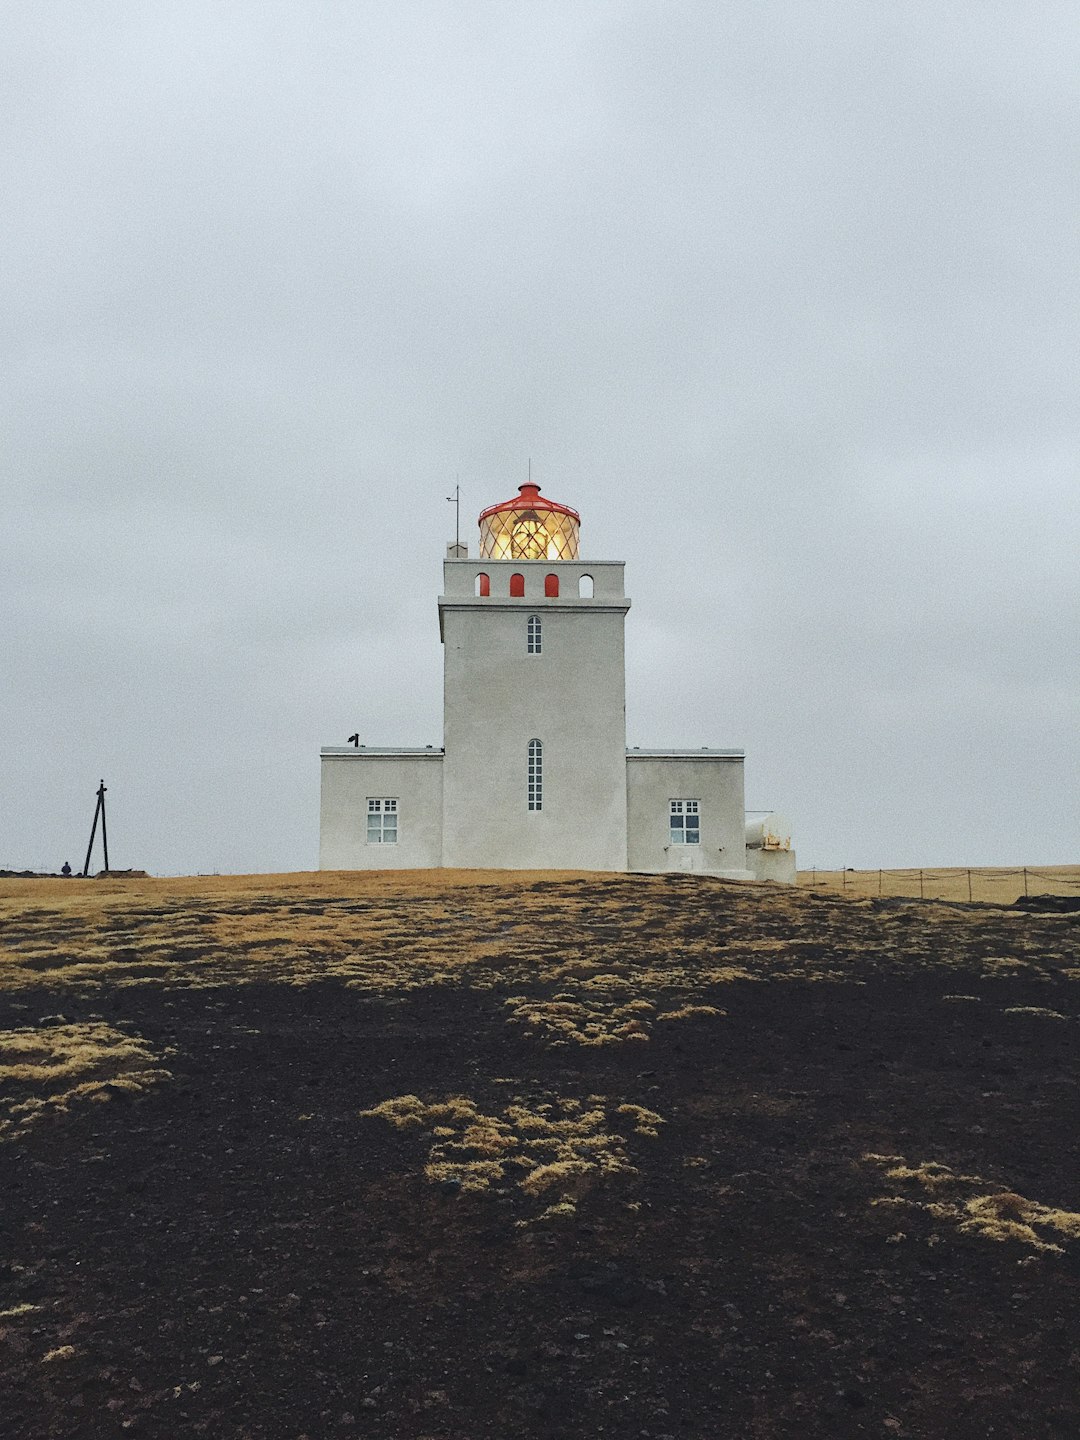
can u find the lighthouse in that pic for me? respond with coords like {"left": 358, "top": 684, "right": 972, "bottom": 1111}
{"left": 441, "top": 482, "right": 629, "bottom": 870}
{"left": 319, "top": 481, "right": 794, "bottom": 880}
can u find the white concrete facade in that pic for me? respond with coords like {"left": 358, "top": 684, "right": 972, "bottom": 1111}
{"left": 441, "top": 559, "right": 629, "bottom": 870}
{"left": 627, "top": 752, "right": 752, "bottom": 879}
{"left": 318, "top": 488, "right": 795, "bottom": 879}
{"left": 318, "top": 751, "right": 443, "bottom": 870}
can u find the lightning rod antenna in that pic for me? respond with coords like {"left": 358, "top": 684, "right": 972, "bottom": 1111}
{"left": 446, "top": 479, "right": 461, "bottom": 549}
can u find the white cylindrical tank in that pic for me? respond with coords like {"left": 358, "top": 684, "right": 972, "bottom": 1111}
{"left": 745, "top": 813, "right": 792, "bottom": 852}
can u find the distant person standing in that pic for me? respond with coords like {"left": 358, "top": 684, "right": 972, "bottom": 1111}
{"left": 61, "top": 861, "right": 72, "bottom": 877}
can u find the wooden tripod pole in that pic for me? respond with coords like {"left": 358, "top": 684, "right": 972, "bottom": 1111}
{"left": 82, "top": 781, "right": 109, "bottom": 877}
{"left": 99, "top": 781, "right": 109, "bottom": 873}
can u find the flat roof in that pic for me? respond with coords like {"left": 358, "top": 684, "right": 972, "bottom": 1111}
{"left": 626, "top": 748, "right": 744, "bottom": 759}
{"left": 321, "top": 745, "right": 742, "bottom": 759}
{"left": 320, "top": 746, "right": 444, "bottom": 757}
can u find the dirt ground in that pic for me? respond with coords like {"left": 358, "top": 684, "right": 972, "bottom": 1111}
{"left": 1, "top": 871, "right": 1078, "bottom": 1439}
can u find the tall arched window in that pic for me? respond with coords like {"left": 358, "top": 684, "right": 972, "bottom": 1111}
{"left": 544, "top": 573, "right": 559, "bottom": 597}
{"left": 578, "top": 573, "right": 594, "bottom": 598}
{"left": 476, "top": 572, "right": 490, "bottom": 597}
{"left": 527, "top": 614, "right": 541, "bottom": 654}
{"left": 510, "top": 572, "right": 525, "bottom": 598}
{"left": 527, "top": 739, "right": 543, "bottom": 811}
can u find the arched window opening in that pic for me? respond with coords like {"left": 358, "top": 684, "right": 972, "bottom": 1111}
{"left": 510, "top": 572, "right": 525, "bottom": 598}
{"left": 476, "top": 572, "right": 490, "bottom": 597}
{"left": 527, "top": 614, "right": 542, "bottom": 654}
{"left": 578, "top": 573, "right": 594, "bottom": 598}
{"left": 527, "top": 739, "right": 543, "bottom": 811}
{"left": 544, "top": 573, "right": 559, "bottom": 598}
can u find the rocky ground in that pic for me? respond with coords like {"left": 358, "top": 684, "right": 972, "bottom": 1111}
{"left": 1, "top": 871, "right": 1078, "bottom": 1439}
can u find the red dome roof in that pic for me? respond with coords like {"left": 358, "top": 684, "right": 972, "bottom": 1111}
{"left": 477, "top": 482, "right": 580, "bottom": 525}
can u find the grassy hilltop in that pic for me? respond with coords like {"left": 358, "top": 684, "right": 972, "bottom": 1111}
{"left": 1, "top": 870, "right": 1079, "bottom": 1438}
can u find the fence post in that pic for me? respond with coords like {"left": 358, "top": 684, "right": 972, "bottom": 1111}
{"left": 878, "top": 868, "right": 883, "bottom": 896}
{"left": 1023, "top": 867, "right": 1028, "bottom": 898}
{"left": 967, "top": 869, "right": 972, "bottom": 903}
{"left": 919, "top": 869, "right": 924, "bottom": 899}
{"left": 842, "top": 869, "right": 848, "bottom": 893}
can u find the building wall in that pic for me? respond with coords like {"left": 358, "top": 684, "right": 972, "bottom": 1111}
{"left": 626, "top": 755, "right": 751, "bottom": 878}
{"left": 745, "top": 847, "right": 798, "bottom": 884}
{"left": 439, "top": 557, "right": 628, "bottom": 604}
{"left": 440, "top": 559, "right": 629, "bottom": 871}
{"left": 319, "top": 753, "right": 443, "bottom": 869}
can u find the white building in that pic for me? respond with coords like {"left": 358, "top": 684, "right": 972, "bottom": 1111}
{"left": 320, "top": 482, "right": 794, "bottom": 880}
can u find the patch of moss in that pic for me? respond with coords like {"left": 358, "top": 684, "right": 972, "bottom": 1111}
{"left": 864, "top": 1153, "right": 1080, "bottom": 1256}
{"left": 0, "top": 1022, "right": 173, "bottom": 1142}
{"left": 360, "top": 1091, "right": 663, "bottom": 1218}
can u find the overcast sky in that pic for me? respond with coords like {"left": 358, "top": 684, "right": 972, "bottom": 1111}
{"left": 3, "top": 1, "right": 1077, "bottom": 875}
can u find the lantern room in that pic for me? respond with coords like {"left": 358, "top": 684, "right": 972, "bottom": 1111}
{"left": 477, "top": 482, "right": 581, "bottom": 561}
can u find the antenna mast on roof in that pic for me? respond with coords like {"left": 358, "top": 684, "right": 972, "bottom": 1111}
{"left": 446, "top": 477, "right": 461, "bottom": 550}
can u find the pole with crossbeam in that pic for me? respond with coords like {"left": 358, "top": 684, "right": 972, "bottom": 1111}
{"left": 82, "top": 781, "right": 108, "bottom": 877}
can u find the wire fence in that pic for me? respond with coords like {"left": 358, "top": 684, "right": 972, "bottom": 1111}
{"left": 798, "top": 866, "right": 1080, "bottom": 905}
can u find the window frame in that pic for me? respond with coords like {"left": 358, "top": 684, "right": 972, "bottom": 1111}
{"left": 367, "top": 797, "right": 399, "bottom": 844}
{"left": 669, "top": 798, "right": 700, "bottom": 845}
{"left": 527, "top": 613, "right": 542, "bottom": 654}
{"left": 527, "top": 738, "right": 543, "bottom": 811}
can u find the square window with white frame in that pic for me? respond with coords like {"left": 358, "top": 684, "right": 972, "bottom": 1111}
{"left": 669, "top": 799, "right": 700, "bottom": 844}
{"left": 367, "top": 797, "right": 398, "bottom": 843}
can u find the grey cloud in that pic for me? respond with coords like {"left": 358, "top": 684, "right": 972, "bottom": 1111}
{"left": 3, "top": 1, "right": 1077, "bottom": 873}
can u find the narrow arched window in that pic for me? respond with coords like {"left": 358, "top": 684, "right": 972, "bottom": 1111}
{"left": 578, "top": 573, "right": 594, "bottom": 598}
{"left": 527, "top": 739, "right": 543, "bottom": 811}
{"left": 527, "top": 614, "right": 541, "bottom": 654}
{"left": 476, "top": 572, "right": 490, "bottom": 597}
{"left": 510, "top": 572, "right": 525, "bottom": 598}
{"left": 544, "top": 573, "right": 559, "bottom": 598}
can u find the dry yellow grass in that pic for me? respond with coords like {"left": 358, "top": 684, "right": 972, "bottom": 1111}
{"left": 0, "top": 1021, "right": 173, "bottom": 1141}
{"left": 0, "top": 868, "right": 1075, "bottom": 1044}
{"left": 0, "top": 870, "right": 735, "bottom": 1070}
{"left": 1002, "top": 1005, "right": 1067, "bottom": 1019}
{"left": 41, "top": 1346, "right": 77, "bottom": 1364}
{"left": 864, "top": 1154, "right": 1080, "bottom": 1255}
{"left": 801, "top": 865, "right": 1080, "bottom": 905}
{"left": 0, "top": 868, "right": 766, "bottom": 1046}
{"left": 654, "top": 1003, "right": 726, "bottom": 1022}
{"left": 503, "top": 993, "right": 660, "bottom": 1046}
{"left": 360, "top": 1090, "right": 663, "bottom": 1220}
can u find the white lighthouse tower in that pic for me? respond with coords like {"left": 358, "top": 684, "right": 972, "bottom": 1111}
{"left": 440, "top": 482, "right": 629, "bottom": 870}
{"left": 319, "top": 480, "right": 794, "bottom": 880}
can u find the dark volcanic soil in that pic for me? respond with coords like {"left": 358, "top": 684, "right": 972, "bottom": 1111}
{"left": 1, "top": 875, "right": 1079, "bottom": 1439}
